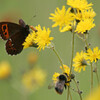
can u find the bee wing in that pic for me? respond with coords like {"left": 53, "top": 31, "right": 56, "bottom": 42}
{"left": 48, "top": 83, "right": 55, "bottom": 89}
{"left": 55, "top": 81, "right": 65, "bottom": 95}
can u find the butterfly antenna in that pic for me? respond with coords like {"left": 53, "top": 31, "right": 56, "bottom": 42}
{"left": 28, "top": 9, "right": 37, "bottom": 32}
{"left": 28, "top": 8, "right": 37, "bottom": 24}
{"left": 28, "top": 15, "right": 36, "bottom": 24}
{"left": 29, "top": 15, "right": 37, "bottom": 32}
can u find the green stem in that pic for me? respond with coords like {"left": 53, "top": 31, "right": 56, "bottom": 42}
{"left": 95, "top": 71, "right": 99, "bottom": 86}
{"left": 95, "top": 62, "right": 99, "bottom": 86}
{"left": 69, "top": 87, "right": 72, "bottom": 100}
{"left": 84, "top": 34, "right": 94, "bottom": 90}
{"left": 52, "top": 48, "right": 65, "bottom": 72}
{"left": 90, "top": 63, "right": 93, "bottom": 90}
{"left": 67, "top": 86, "right": 70, "bottom": 100}
{"left": 66, "top": 30, "right": 75, "bottom": 100}
{"left": 73, "top": 79, "right": 82, "bottom": 100}
{"left": 70, "top": 32, "right": 75, "bottom": 74}
{"left": 67, "top": 28, "right": 75, "bottom": 100}
{"left": 84, "top": 34, "right": 89, "bottom": 49}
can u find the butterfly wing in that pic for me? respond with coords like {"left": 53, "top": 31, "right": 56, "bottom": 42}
{"left": 0, "top": 22, "right": 23, "bottom": 40}
{"left": 6, "top": 30, "right": 28, "bottom": 55}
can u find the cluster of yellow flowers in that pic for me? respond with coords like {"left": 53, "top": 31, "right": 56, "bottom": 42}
{"left": 20, "top": 52, "right": 46, "bottom": 92}
{"left": 73, "top": 47, "right": 100, "bottom": 72}
{"left": 49, "top": 0, "right": 96, "bottom": 34}
{"left": 22, "top": 0, "right": 99, "bottom": 98}
{"left": 0, "top": 0, "right": 99, "bottom": 100}
{"left": 22, "top": 67, "right": 46, "bottom": 91}
{"left": 23, "top": 0, "right": 96, "bottom": 52}
{"left": 23, "top": 25, "right": 54, "bottom": 51}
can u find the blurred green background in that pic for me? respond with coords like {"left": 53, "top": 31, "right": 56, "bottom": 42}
{"left": 0, "top": 0, "right": 100, "bottom": 100}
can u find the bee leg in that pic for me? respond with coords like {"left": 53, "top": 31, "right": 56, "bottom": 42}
{"left": 64, "top": 84, "right": 67, "bottom": 89}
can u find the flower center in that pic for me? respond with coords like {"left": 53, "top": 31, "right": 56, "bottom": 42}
{"left": 81, "top": 59, "right": 87, "bottom": 66}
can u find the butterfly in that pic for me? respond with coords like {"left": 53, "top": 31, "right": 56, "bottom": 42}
{"left": 0, "top": 19, "right": 37, "bottom": 55}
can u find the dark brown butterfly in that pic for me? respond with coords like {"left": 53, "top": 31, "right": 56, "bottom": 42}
{"left": 0, "top": 19, "right": 37, "bottom": 55}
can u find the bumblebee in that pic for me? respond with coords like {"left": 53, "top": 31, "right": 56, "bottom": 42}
{"left": 55, "top": 73, "right": 71, "bottom": 95}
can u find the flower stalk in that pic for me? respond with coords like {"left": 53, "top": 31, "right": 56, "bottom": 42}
{"left": 84, "top": 34, "right": 89, "bottom": 49}
{"left": 95, "top": 70, "right": 99, "bottom": 86}
{"left": 70, "top": 32, "right": 75, "bottom": 74}
{"left": 95, "top": 62, "right": 99, "bottom": 86}
{"left": 84, "top": 33, "right": 94, "bottom": 90}
{"left": 73, "top": 79, "right": 82, "bottom": 100}
{"left": 67, "top": 26, "right": 75, "bottom": 100}
{"left": 52, "top": 47, "right": 65, "bottom": 72}
{"left": 67, "top": 86, "right": 70, "bottom": 100}
{"left": 90, "top": 63, "right": 93, "bottom": 90}
{"left": 69, "top": 88, "right": 72, "bottom": 100}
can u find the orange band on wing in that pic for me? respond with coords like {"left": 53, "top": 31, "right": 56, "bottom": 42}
{"left": 1, "top": 24, "right": 9, "bottom": 39}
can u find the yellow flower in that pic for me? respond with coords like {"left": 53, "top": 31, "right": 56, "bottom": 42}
{"left": 0, "top": 61, "right": 11, "bottom": 79}
{"left": 73, "top": 51, "right": 88, "bottom": 72}
{"left": 49, "top": 6, "right": 66, "bottom": 28}
{"left": 33, "top": 25, "right": 54, "bottom": 51}
{"left": 52, "top": 66, "right": 70, "bottom": 86}
{"left": 49, "top": 6, "right": 75, "bottom": 32}
{"left": 52, "top": 72, "right": 60, "bottom": 83}
{"left": 22, "top": 67, "right": 46, "bottom": 91}
{"left": 85, "top": 86, "right": 100, "bottom": 100}
{"left": 75, "top": 9, "right": 82, "bottom": 20}
{"left": 75, "top": 9, "right": 96, "bottom": 20}
{"left": 60, "top": 65, "right": 71, "bottom": 86}
{"left": 60, "top": 25, "right": 72, "bottom": 32}
{"left": 67, "top": 0, "right": 93, "bottom": 10}
{"left": 82, "top": 9, "right": 96, "bottom": 19}
{"left": 75, "top": 19, "right": 95, "bottom": 34}
{"left": 60, "top": 64, "right": 70, "bottom": 76}
{"left": 23, "top": 32, "right": 36, "bottom": 48}
{"left": 86, "top": 47, "right": 100, "bottom": 62}
{"left": 23, "top": 25, "right": 53, "bottom": 51}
